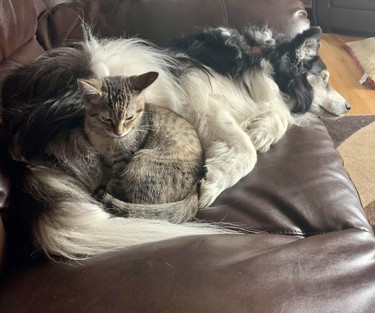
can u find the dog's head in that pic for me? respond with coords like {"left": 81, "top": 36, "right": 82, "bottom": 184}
{"left": 268, "top": 27, "right": 350, "bottom": 118}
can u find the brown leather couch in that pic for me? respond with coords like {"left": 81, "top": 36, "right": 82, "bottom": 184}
{"left": 314, "top": 0, "right": 375, "bottom": 34}
{"left": 1, "top": 1, "right": 375, "bottom": 312}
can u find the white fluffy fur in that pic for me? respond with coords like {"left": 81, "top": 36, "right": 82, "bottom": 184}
{"left": 85, "top": 36, "right": 187, "bottom": 114}
{"left": 32, "top": 166, "right": 233, "bottom": 259}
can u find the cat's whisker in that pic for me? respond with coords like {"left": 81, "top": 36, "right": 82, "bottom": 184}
{"left": 135, "top": 126, "right": 154, "bottom": 132}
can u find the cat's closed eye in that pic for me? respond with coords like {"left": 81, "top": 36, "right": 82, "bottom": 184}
{"left": 126, "top": 115, "right": 135, "bottom": 121}
{"left": 101, "top": 116, "right": 112, "bottom": 124}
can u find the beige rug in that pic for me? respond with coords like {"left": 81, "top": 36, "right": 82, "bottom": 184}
{"left": 345, "top": 37, "right": 375, "bottom": 88}
{"left": 324, "top": 116, "right": 375, "bottom": 228}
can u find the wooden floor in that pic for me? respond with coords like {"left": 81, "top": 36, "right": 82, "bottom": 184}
{"left": 320, "top": 33, "right": 375, "bottom": 115}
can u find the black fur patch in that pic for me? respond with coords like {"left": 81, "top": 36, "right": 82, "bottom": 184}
{"left": 1, "top": 47, "right": 93, "bottom": 160}
{"left": 168, "top": 26, "right": 324, "bottom": 114}
{"left": 169, "top": 27, "right": 263, "bottom": 78}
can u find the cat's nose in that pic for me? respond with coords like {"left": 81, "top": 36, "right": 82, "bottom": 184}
{"left": 113, "top": 126, "right": 124, "bottom": 136}
{"left": 114, "top": 131, "right": 125, "bottom": 137}
{"left": 345, "top": 102, "right": 351, "bottom": 111}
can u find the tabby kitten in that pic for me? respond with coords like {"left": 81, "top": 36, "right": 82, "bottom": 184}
{"left": 77, "top": 72, "right": 204, "bottom": 223}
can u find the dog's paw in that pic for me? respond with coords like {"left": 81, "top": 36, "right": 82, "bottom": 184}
{"left": 248, "top": 128, "right": 275, "bottom": 153}
{"left": 244, "top": 124, "right": 276, "bottom": 152}
{"left": 198, "top": 138, "right": 258, "bottom": 208}
{"left": 199, "top": 178, "right": 223, "bottom": 208}
{"left": 243, "top": 115, "right": 288, "bottom": 153}
{"left": 198, "top": 164, "right": 227, "bottom": 208}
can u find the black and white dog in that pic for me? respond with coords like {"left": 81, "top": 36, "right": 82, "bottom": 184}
{"left": 2, "top": 26, "right": 349, "bottom": 259}
{"left": 165, "top": 25, "right": 350, "bottom": 207}
{"left": 170, "top": 25, "right": 349, "bottom": 118}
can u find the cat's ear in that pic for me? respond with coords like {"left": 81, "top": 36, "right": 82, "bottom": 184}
{"left": 129, "top": 72, "right": 159, "bottom": 92}
{"left": 77, "top": 78, "right": 102, "bottom": 100}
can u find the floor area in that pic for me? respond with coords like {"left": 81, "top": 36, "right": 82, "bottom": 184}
{"left": 320, "top": 33, "right": 375, "bottom": 115}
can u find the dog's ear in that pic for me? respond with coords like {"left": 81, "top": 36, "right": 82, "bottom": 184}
{"left": 293, "top": 27, "right": 322, "bottom": 62}
{"left": 266, "top": 28, "right": 319, "bottom": 113}
{"left": 289, "top": 76, "right": 314, "bottom": 114}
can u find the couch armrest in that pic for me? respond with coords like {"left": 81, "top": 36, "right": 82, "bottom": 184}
{"left": 0, "top": 0, "right": 46, "bottom": 62}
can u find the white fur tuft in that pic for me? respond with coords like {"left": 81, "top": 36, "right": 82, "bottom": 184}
{"left": 36, "top": 206, "right": 230, "bottom": 260}
{"left": 84, "top": 34, "right": 187, "bottom": 113}
{"left": 31, "top": 166, "right": 234, "bottom": 260}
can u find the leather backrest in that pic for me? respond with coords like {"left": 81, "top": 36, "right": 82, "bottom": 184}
{"left": 36, "top": 0, "right": 310, "bottom": 47}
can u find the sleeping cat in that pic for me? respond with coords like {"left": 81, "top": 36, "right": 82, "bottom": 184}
{"left": 77, "top": 71, "right": 204, "bottom": 223}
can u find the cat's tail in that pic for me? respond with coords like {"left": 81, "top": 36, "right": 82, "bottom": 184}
{"left": 25, "top": 166, "right": 234, "bottom": 260}
{"left": 99, "top": 189, "right": 199, "bottom": 223}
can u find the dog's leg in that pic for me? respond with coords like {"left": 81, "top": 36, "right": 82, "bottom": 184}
{"left": 242, "top": 107, "right": 290, "bottom": 153}
{"left": 241, "top": 64, "right": 292, "bottom": 153}
{"left": 200, "top": 139, "right": 256, "bottom": 208}
{"left": 195, "top": 100, "right": 257, "bottom": 208}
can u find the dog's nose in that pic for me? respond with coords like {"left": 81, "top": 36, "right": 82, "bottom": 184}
{"left": 345, "top": 102, "right": 351, "bottom": 111}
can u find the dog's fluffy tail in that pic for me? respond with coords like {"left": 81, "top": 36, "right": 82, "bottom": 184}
{"left": 35, "top": 206, "right": 228, "bottom": 260}
{"left": 99, "top": 189, "right": 199, "bottom": 224}
{"left": 28, "top": 166, "right": 232, "bottom": 260}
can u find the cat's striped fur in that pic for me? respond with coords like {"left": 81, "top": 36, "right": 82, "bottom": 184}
{"left": 78, "top": 73, "right": 204, "bottom": 223}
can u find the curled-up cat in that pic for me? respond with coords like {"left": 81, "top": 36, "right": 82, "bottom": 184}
{"left": 77, "top": 71, "right": 204, "bottom": 223}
